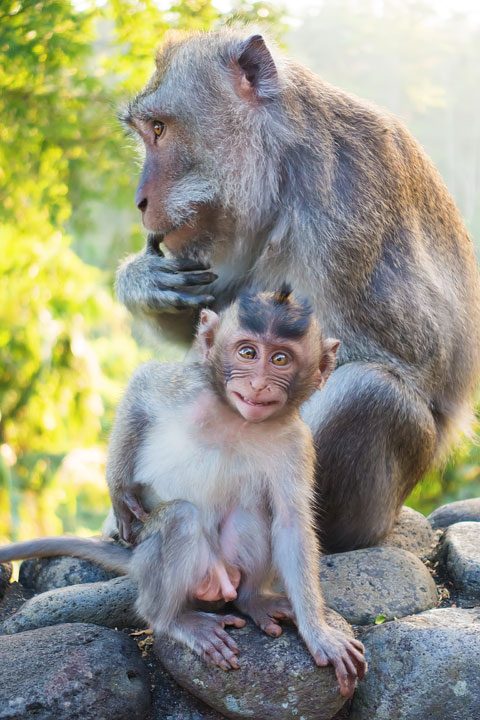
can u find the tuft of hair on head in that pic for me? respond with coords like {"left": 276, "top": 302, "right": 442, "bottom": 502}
{"left": 237, "top": 285, "right": 314, "bottom": 341}
{"left": 272, "top": 282, "right": 293, "bottom": 305}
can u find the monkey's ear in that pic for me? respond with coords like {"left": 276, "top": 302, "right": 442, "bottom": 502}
{"left": 197, "top": 309, "right": 220, "bottom": 360}
{"left": 317, "top": 338, "right": 340, "bottom": 388}
{"left": 235, "top": 35, "right": 279, "bottom": 101}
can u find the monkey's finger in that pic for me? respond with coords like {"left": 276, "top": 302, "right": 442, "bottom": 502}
{"left": 332, "top": 658, "right": 356, "bottom": 698}
{"left": 346, "top": 644, "right": 367, "bottom": 668}
{"left": 340, "top": 652, "right": 358, "bottom": 681}
{"left": 209, "top": 635, "right": 240, "bottom": 668}
{"left": 165, "top": 258, "right": 212, "bottom": 272}
{"left": 154, "top": 271, "right": 217, "bottom": 289}
{"left": 180, "top": 270, "right": 218, "bottom": 286}
{"left": 311, "top": 649, "right": 329, "bottom": 667}
{"left": 350, "top": 638, "right": 365, "bottom": 652}
{"left": 205, "top": 647, "right": 232, "bottom": 671}
{"left": 145, "top": 291, "right": 215, "bottom": 312}
{"left": 221, "top": 614, "right": 246, "bottom": 628}
{"left": 170, "top": 291, "right": 216, "bottom": 309}
{"left": 214, "top": 627, "right": 240, "bottom": 654}
{"left": 259, "top": 618, "right": 283, "bottom": 637}
{"left": 148, "top": 255, "right": 211, "bottom": 273}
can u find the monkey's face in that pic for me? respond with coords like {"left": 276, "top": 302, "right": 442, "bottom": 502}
{"left": 122, "top": 32, "right": 286, "bottom": 257}
{"left": 223, "top": 336, "right": 302, "bottom": 423}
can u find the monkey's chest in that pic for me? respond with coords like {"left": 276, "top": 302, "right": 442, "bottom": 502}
{"left": 135, "top": 418, "right": 274, "bottom": 514}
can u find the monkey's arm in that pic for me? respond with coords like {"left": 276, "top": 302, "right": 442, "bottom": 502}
{"left": 116, "top": 236, "right": 217, "bottom": 345}
{"left": 270, "top": 448, "right": 367, "bottom": 697}
{"left": 106, "top": 363, "right": 161, "bottom": 543}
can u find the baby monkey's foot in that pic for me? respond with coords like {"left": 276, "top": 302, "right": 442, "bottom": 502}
{"left": 237, "top": 593, "right": 296, "bottom": 637}
{"left": 304, "top": 625, "right": 367, "bottom": 698}
{"left": 173, "top": 611, "right": 246, "bottom": 671}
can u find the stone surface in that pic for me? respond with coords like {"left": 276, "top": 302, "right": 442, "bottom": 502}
{"left": 320, "top": 546, "right": 438, "bottom": 625}
{"left": 0, "top": 581, "right": 34, "bottom": 624}
{"left": 152, "top": 661, "right": 226, "bottom": 719}
{"left": 428, "top": 497, "right": 480, "bottom": 529}
{"left": 0, "top": 562, "right": 12, "bottom": 600}
{"left": 0, "top": 623, "right": 150, "bottom": 719}
{"left": 441, "top": 521, "right": 480, "bottom": 607}
{"left": 350, "top": 607, "right": 480, "bottom": 720}
{"left": 157, "top": 609, "right": 354, "bottom": 720}
{"left": 19, "top": 555, "right": 118, "bottom": 592}
{"left": 380, "top": 506, "right": 436, "bottom": 557}
{"left": 0, "top": 576, "right": 139, "bottom": 634}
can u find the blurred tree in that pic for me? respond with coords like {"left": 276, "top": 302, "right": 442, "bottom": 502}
{"left": 0, "top": 0, "right": 287, "bottom": 541}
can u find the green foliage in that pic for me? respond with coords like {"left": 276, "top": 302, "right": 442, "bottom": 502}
{"left": 0, "top": 0, "right": 286, "bottom": 541}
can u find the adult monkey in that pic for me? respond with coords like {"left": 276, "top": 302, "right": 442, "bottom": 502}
{"left": 117, "top": 30, "right": 480, "bottom": 552}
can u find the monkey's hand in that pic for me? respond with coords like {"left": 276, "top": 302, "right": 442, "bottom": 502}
{"left": 116, "top": 235, "right": 217, "bottom": 316}
{"left": 114, "top": 492, "right": 150, "bottom": 545}
{"left": 304, "top": 625, "right": 367, "bottom": 698}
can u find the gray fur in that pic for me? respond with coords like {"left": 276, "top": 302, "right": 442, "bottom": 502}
{"left": 117, "top": 30, "right": 480, "bottom": 550}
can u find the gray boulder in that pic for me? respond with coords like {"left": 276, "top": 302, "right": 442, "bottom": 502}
{"left": 380, "top": 506, "right": 436, "bottom": 557}
{"left": 0, "top": 562, "right": 12, "bottom": 600}
{"left": 157, "top": 609, "right": 355, "bottom": 720}
{"left": 0, "top": 622, "right": 150, "bottom": 719}
{"left": 428, "top": 497, "right": 480, "bottom": 529}
{"left": 1, "top": 576, "right": 139, "bottom": 634}
{"left": 320, "top": 546, "right": 438, "bottom": 624}
{"left": 350, "top": 607, "right": 480, "bottom": 720}
{"left": 441, "top": 521, "right": 480, "bottom": 607}
{"left": 0, "top": 582, "right": 34, "bottom": 624}
{"left": 152, "top": 662, "right": 226, "bottom": 719}
{"left": 19, "top": 555, "right": 118, "bottom": 592}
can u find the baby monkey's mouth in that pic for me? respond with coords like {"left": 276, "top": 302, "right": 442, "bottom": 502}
{"left": 233, "top": 392, "right": 278, "bottom": 407}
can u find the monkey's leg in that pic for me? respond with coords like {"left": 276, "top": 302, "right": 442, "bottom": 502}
{"left": 219, "top": 507, "right": 294, "bottom": 637}
{"left": 302, "top": 362, "right": 437, "bottom": 552}
{"left": 132, "top": 500, "right": 245, "bottom": 669}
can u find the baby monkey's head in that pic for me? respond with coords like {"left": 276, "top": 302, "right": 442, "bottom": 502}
{"left": 197, "top": 285, "right": 340, "bottom": 423}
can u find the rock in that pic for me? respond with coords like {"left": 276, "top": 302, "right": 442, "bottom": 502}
{"left": 350, "top": 607, "right": 480, "bottom": 720}
{"left": 0, "top": 582, "right": 34, "bottom": 624}
{"left": 0, "top": 562, "right": 12, "bottom": 600}
{"left": 0, "top": 576, "right": 139, "bottom": 634}
{"left": 19, "top": 556, "right": 118, "bottom": 592}
{"left": 157, "top": 609, "right": 354, "bottom": 720}
{"left": 0, "top": 622, "right": 151, "bottom": 719}
{"left": 380, "top": 506, "right": 436, "bottom": 557}
{"left": 320, "top": 546, "right": 438, "bottom": 625}
{"left": 428, "top": 497, "right": 480, "bottom": 529}
{"left": 152, "top": 662, "right": 226, "bottom": 719}
{"left": 441, "top": 521, "right": 480, "bottom": 607}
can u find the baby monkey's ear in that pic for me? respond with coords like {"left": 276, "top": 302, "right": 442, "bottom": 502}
{"left": 316, "top": 338, "right": 340, "bottom": 388}
{"left": 197, "top": 309, "right": 221, "bottom": 360}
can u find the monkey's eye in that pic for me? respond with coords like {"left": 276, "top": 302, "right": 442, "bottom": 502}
{"left": 238, "top": 346, "right": 257, "bottom": 360}
{"left": 153, "top": 121, "right": 165, "bottom": 138}
{"left": 271, "top": 352, "right": 289, "bottom": 367}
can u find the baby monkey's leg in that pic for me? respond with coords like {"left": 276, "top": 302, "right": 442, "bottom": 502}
{"left": 132, "top": 500, "right": 245, "bottom": 669}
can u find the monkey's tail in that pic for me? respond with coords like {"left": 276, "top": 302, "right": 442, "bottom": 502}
{"left": 0, "top": 537, "right": 132, "bottom": 575}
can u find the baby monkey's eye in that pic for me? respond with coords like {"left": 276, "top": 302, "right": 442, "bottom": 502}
{"left": 153, "top": 121, "right": 165, "bottom": 138}
{"left": 271, "top": 352, "right": 289, "bottom": 366}
{"left": 238, "top": 346, "right": 257, "bottom": 360}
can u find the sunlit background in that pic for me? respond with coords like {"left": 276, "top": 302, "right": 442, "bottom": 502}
{"left": 1, "top": 0, "right": 480, "bottom": 542}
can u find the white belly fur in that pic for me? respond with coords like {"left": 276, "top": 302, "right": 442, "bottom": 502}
{"left": 134, "top": 412, "right": 278, "bottom": 523}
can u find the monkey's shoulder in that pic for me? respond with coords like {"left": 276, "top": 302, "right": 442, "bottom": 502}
{"left": 123, "top": 359, "right": 206, "bottom": 408}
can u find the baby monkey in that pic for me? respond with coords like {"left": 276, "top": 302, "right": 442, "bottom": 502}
{"left": 0, "top": 286, "right": 366, "bottom": 697}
